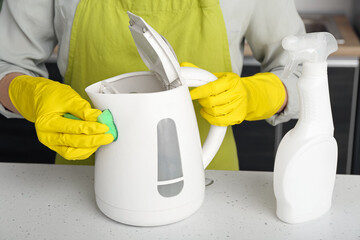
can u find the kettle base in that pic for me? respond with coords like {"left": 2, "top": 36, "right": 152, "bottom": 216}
{"left": 95, "top": 195, "right": 204, "bottom": 226}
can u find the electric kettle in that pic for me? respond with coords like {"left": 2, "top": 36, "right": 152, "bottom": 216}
{"left": 85, "top": 12, "right": 227, "bottom": 226}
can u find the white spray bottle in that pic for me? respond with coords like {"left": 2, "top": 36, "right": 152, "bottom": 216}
{"left": 273, "top": 32, "right": 338, "bottom": 224}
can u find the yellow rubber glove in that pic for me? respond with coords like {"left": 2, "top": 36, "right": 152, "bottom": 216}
{"left": 9, "top": 75, "right": 114, "bottom": 160}
{"left": 181, "top": 63, "right": 286, "bottom": 126}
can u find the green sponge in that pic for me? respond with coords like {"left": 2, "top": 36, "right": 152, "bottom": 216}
{"left": 96, "top": 109, "right": 118, "bottom": 141}
{"left": 64, "top": 109, "right": 118, "bottom": 141}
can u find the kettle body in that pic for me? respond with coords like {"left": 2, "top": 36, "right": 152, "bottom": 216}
{"left": 86, "top": 69, "right": 225, "bottom": 226}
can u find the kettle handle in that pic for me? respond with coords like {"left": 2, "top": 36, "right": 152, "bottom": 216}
{"left": 180, "top": 67, "right": 228, "bottom": 169}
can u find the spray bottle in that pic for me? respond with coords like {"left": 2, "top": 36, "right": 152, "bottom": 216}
{"left": 273, "top": 32, "right": 338, "bottom": 224}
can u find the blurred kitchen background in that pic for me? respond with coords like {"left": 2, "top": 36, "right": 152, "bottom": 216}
{"left": 238, "top": 0, "right": 360, "bottom": 175}
{"left": 1, "top": 0, "right": 360, "bottom": 175}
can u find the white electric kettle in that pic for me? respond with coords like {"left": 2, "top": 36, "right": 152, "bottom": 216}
{"left": 85, "top": 12, "right": 227, "bottom": 226}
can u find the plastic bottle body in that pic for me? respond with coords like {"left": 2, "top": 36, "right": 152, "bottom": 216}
{"left": 273, "top": 62, "right": 338, "bottom": 224}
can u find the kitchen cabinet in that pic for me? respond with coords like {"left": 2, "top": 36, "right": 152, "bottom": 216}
{"left": 352, "top": 71, "right": 360, "bottom": 174}
{"left": 0, "top": 114, "right": 55, "bottom": 163}
{"left": 236, "top": 59, "right": 359, "bottom": 174}
{"left": 0, "top": 63, "right": 61, "bottom": 164}
{"left": 232, "top": 65, "right": 278, "bottom": 171}
{"left": 350, "top": 1, "right": 360, "bottom": 174}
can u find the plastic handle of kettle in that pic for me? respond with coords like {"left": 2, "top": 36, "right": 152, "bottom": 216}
{"left": 180, "top": 67, "right": 228, "bottom": 169}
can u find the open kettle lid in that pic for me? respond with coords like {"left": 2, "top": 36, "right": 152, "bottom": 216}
{"left": 128, "top": 11, "right": 183, "bottom": 89}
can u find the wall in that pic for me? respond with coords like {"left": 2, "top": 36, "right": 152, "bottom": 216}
{"left": 0, "top": 0, "right": 354, "bottom": 23}
{"left": 294, "top": 0, "right": 354, "bottom": 21}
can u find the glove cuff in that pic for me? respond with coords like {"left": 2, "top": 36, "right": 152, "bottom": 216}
{"left": 242, "top": 72, "right": 286, "bottom": 121}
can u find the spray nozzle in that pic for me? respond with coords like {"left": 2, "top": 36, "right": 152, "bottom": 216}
{"left": 281, "top": 32, "right": 338, "bottom": 79}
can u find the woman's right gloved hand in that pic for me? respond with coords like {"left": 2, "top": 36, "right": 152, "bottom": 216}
{"left": 8, "top": 75, "right": 114, "bottom": 160}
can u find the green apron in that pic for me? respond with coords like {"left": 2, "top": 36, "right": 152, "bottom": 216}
{"left": 56, "top": 0, "right": 239, "bottom": 170}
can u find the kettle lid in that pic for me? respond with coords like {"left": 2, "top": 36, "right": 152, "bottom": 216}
{"left": 128, "top": 11, "right": 183, "bottom": 89}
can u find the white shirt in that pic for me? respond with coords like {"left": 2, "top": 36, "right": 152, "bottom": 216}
{"left": 0, "top": 0, "right": 305, "bottom": 124}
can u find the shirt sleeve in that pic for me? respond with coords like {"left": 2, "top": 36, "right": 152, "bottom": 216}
{"left": 0, "top": 0, "right": 57, "bottom": 118}
{"left": 245, "top": 0, "right": 305, "bottom": 125}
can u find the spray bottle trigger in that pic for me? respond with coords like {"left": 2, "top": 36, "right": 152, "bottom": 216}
{"left": 282, "top": 57, "right": 299, "bottom": 80}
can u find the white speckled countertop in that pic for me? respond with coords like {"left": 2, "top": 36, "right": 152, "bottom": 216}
{"left": 0, "top": 162, "right": 359, "bottom": 240}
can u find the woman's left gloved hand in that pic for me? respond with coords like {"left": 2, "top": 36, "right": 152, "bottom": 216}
{"left": 182, "top": 63, "right": 286, "bottom": 126}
